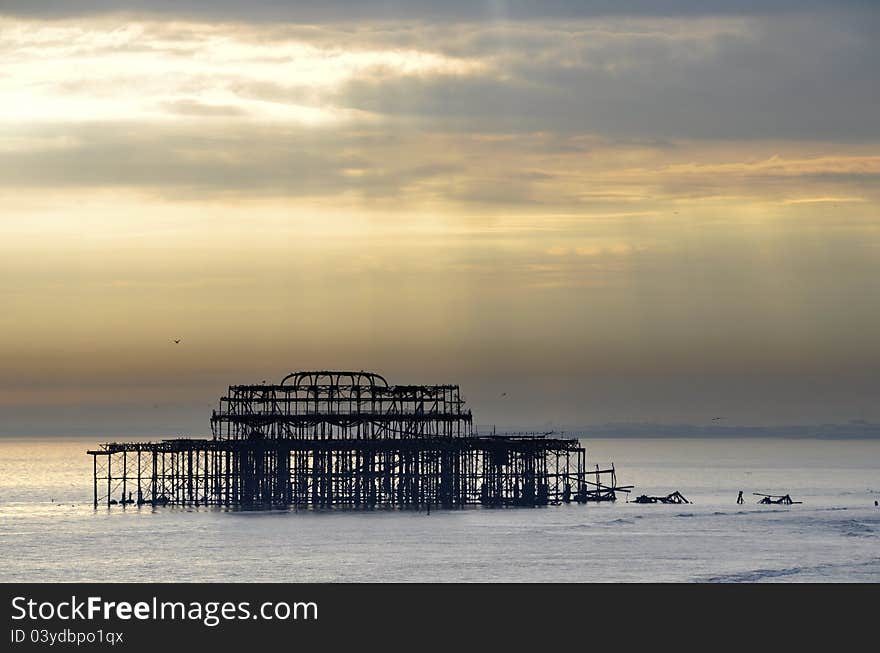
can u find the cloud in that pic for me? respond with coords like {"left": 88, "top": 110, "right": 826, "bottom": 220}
{"left": 162, "top": 99, "right": 246, "bottom": 117}
{"left": 2, "top": 12, "right": 878, "bottom": 204}
{"left": 3, "top": 13, "right": 877, "bottom": 143}
{"left": 0, "top": 121, "right": 488, "bottom": 203}
{"left": 3, "top": 120, "right": 879, "bottom": 212}
{"left": 333, "top": 17, "right": 880, "bottom": 141}
{"left": 2, "top": 1, "right": 876, "bottom": 22}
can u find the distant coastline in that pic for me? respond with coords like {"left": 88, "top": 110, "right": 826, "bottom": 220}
{"left": 480, "top": 422, "right": 880, "bottom": 440}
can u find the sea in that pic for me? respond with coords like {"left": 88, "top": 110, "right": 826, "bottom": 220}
{"left": 1, "top": 437, "right": 878, "bottom": 583}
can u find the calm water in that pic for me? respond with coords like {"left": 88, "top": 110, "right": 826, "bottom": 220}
{"left": 1, "top": 437, "right": 878, "bottom": 582}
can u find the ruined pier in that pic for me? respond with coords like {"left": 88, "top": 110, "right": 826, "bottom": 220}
{"left": 88, "top": 371, "right": 626, "bottom": 509}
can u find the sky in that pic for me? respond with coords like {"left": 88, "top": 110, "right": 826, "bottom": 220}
{"left": 1, "top": 1, "right": 878, "bottom": 435}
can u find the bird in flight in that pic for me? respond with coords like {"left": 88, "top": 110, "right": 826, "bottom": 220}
{"left": 711, "top": 417, "right": 723, "bottom": 421}
{"left": 173, "top": 339, "right": 181, "bottom": 344}
{"left": 500, "top": 392, "right": 508, "bottom": 397}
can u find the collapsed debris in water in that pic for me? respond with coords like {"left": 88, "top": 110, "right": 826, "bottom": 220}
{"left": 754, "top": 493, "right": 802, "bottom": 505}
{"left": 631, "top": 491, "right": 691, "bottom": 504}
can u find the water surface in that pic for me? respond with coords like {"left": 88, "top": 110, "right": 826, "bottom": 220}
{"left": 1, "top": 437, "right": 877, "bottom": 582}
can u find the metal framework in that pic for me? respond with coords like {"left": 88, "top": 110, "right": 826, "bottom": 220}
{"left": 89, "top": 371, "right": 628, "bottom": 509}
{"left": 211, "top": 371, "right": 471, "bottom": 440}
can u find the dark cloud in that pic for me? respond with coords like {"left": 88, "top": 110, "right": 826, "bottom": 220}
{"left": 4, "top": 8, "right": 877, "bottom": 143}
{"left": 3, "top": 120, "right": 877, "bottom": 206}
{"left": 1, "top": 1, "right": 875, "bottom": 22}
{"left": 0, "top": 123, "right": 468, "bottom": 198}
{"left": 335, "top": 16, "right": 880, "bottom": 141}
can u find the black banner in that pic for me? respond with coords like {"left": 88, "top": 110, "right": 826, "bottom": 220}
{"left": 2, "top": 584, "right": 872, "bottom": 651}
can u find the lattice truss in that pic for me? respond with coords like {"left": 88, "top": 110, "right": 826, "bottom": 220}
{"left": 210, "top": 371, "right": 473, "bottom": 440}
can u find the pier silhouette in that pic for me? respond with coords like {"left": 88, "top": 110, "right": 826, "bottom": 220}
{"left": 88, "top": 370, "right": 629, "bottom": 509}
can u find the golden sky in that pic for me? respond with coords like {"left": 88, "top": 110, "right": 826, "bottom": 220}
{"left": 1, "top": 3, "right": 878, "bottom": 434}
